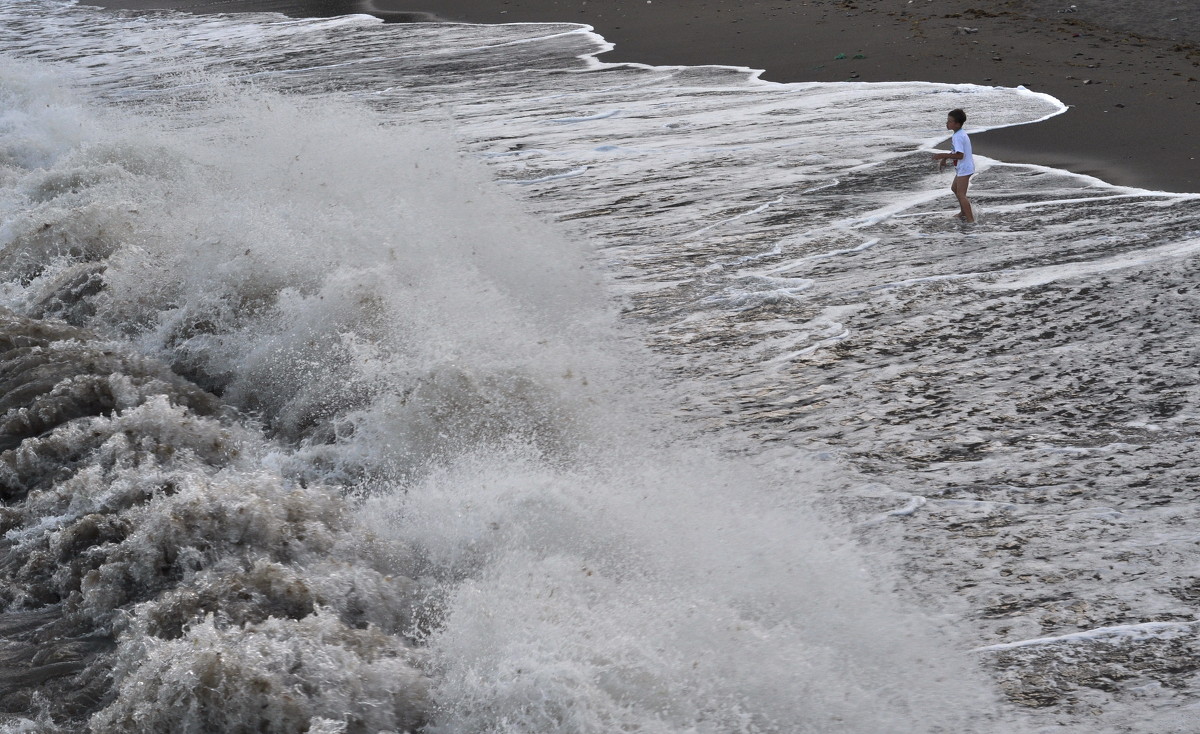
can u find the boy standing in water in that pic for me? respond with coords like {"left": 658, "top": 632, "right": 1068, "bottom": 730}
{"left": 931, "top": 108, "right": 974, "bottom": 223}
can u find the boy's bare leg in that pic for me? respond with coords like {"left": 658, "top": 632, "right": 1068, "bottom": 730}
{"left": 952, "top": 175, "right": 974, "bottom": 223}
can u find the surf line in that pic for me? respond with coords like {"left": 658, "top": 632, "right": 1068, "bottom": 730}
{"left": 500, "top": 166, "right": 590, "bottom": 185}
{"left": 685, "top": 196, "right": 785, "bottom": 239}
{"left": 980, "top": 234, "right": 1200, "bottom": 291}
{"left": 973, "top": 621, "right": 1199, "bottom": 653}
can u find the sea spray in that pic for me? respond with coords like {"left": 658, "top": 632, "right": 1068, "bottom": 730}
{"left": 363, "top": 444, "right": 1003, "bottom": 734}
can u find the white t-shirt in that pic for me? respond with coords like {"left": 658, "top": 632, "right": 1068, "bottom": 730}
{"left": 951, "top": 129, "right": 974, "bottom": 175}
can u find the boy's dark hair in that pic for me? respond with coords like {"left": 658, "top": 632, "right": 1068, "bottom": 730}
{"left": 949, "top": 108, "right": 967, "bottom": 125}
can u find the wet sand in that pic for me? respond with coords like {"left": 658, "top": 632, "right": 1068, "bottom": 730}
{"left": 91, "top": 0, "right": 1199, "bottom": 193}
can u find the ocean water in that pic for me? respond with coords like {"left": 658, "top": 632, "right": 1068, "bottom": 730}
{"left": 0, "top": 2, "right": 1198, "bottom": 733}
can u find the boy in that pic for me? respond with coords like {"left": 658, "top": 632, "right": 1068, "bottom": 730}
{"left": 931, "top": 108, "right": 974, "bottom": 223}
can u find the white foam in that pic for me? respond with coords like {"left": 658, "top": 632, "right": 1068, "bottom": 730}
{"left": 974, "top": 621, "right": 1199, "bottom": 653}
{"left": 551, "top": 109, "right": 622, "bottom": 123}
{"left": 981, "top": 234, "right": 1200, "bottom": 290}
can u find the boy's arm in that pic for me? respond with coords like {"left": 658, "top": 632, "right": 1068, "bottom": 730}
{"left": 931, "top": 150, "right": 963, "bottom": 169}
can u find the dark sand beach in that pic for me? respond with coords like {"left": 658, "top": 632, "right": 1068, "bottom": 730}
{"left": 92, "top": 0, "right": 1199, "bottom": 193}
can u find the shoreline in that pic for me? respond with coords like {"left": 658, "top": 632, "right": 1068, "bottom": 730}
{"left": 88, "top": 0, "right": 1199, "bottom": 193}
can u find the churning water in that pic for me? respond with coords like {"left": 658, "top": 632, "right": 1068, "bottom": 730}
{"left": 0, "top": 2, "right": 1198, "bottom": 732}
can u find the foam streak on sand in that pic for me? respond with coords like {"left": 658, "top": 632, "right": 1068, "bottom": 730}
{"left": 980, "top": 231, "right": 1200, "bottom": 291}
{"left": 973, "top": 621, "right": 1200, "bottom": 653}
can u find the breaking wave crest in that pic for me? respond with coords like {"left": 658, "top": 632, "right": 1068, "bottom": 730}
{"left": 0, "top": 310, "right": 428, "bottom": 732}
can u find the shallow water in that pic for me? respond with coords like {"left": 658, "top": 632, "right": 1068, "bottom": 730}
{"left": 0, "top": 2, "right": 1198, "bottom": 732}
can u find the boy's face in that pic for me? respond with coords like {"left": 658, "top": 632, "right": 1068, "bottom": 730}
{"left": 946, "top": 115, "right": 961, "bottom": 131}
